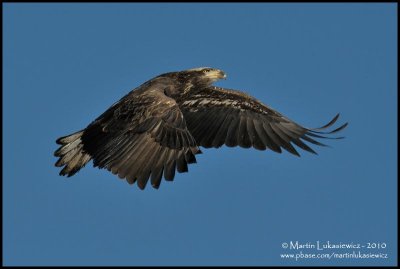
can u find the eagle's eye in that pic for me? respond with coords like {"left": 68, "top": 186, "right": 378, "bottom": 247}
{"left": 203, "top": 69, "right": 212, "bottom": 73}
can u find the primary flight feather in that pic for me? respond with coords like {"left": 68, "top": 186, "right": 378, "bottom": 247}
{"left": 55, "top": 67, "right": 348, "bottom": 189}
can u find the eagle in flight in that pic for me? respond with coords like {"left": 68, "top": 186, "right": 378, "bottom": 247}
{"left": 55, "top": 67, "right": 347, "bottom": 189}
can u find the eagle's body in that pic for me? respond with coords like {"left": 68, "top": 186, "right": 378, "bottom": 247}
{"left": 55, "top": 67, "right": 347, "bottom": 189}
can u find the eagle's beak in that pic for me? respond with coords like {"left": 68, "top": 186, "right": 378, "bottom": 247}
{"left": 220, "top": 71, "right": 227, "bottom": 80}
{"left": 215, "top": 70, "right": 226, "bottom": 80}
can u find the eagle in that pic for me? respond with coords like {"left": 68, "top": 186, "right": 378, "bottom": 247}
{"left": 55, "top": 67, "right": 347, "bottom": 189}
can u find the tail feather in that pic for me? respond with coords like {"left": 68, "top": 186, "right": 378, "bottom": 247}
{"left": 55, "top": 130, "right": 91, "bottom": 177}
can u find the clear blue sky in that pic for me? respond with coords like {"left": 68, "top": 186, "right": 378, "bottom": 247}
{"left": 3, "top": 3, "right": 397, "bottom": 266}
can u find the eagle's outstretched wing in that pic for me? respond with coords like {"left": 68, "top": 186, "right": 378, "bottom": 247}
{"left": 80, "top": 89, "right": 200, "bottom": 189}
{"left": 178, "top": 86, "right": 348, "bottom": 156}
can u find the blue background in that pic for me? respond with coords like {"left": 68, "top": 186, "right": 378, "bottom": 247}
{"left": 3, "top": 3, "right": 397, "bottom": 266}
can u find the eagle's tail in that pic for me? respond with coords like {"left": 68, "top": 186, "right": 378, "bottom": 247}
{"left": 54, "top": 130, "right": 91, "bottom": 177}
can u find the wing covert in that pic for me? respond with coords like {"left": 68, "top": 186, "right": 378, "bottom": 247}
{"left": 82, "top": 88, "right": 200, "bottom": 189}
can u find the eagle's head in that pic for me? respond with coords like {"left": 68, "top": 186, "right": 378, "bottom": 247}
{"left": 158, "top": 67, "right": 226, "bottom": 97}
{"left": 161, "top": 67, "right": 226, "bottom": 85}
{"left": 183, "top": 67, "right": 227, "bottom": 82}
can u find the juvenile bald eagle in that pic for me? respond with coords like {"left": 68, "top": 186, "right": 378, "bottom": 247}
{"left": 55, "top": 67, "right": 347, "bottom": 189}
